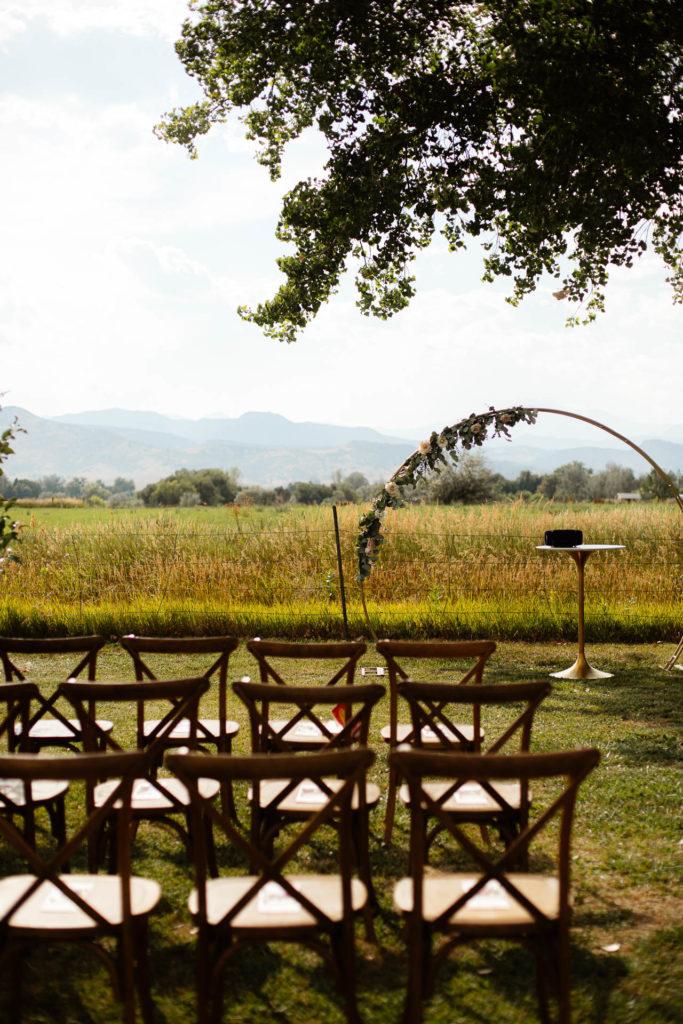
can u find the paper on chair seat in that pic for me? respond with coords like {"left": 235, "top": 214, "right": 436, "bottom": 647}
{"left": 0, "top": 779, "right": 24, "bottom": 803}
{"left": 462, "top": 878, "right": 510, "bottom": 910}
{"left": 454, "top": 782, "right": 486, "bottom": 805}
{"left": 295, "top": 780, "right": 325, "bottom": 804}
{"left": 133, "top": 780, "right": 159, "bottom": 802}
{"left": 257, "top": 881, "right": 301, "bottom": 914}
{"left": 291, "top": 720, "right": 321, "bottom": 737}
{"left": 42, "top": 880, "right": 93, "bottom": 912}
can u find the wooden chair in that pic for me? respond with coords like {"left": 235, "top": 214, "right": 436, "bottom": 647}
{"left": 233, "top": 679, "right": 384, "bottom": 938}
{"left": 246, "top": 639, "right": 366, "bottom": 693}
{"left": 167, "top": 747, "right": 375, "bottom": 1024}
{"left": 396, "top": 680, "right": 551, "bottom": 857}
{"left": 392, "top": 747, "right": 600, "bottom": 1024}
{"left": 0, "top": 750, "right": 161, "bottom": 1024}
{"left": 0, "top": 681, "right": 68, "bottom": 846}
{"left": 119, "top": 635, "right": 240, "bottom": 817}
{"left": 375, "top": 639, "right": 497, "bottom": 844}
{"left": 0, "top": 635, "right": 110, "bottom": 752}
{"left": 58, "top": 677, "right": 218, "bottom": 871}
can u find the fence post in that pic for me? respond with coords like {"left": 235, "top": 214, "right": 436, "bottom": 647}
{"left": 332, "top": 505, "right": 350, "bottom": 640}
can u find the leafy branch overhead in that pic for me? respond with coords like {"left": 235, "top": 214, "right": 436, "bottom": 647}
{"left": 158, "top": 1, "right": 683, "bottom": 342}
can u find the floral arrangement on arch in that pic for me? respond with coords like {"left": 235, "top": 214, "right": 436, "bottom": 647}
{"left": 356, "top": 405, "right": 537, "bottom": 581}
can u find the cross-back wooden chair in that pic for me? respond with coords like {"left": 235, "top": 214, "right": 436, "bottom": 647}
{"left": 119, "top": 635, "right": 240, "bottom": 817}
{"left": 246, "top": 639, "right": 367, "bottom": 689}
{"left": 375, "top": 639, "right": 497, "bottom": 844}
{"left": 0, "top": 635, "right": 110, "bottom": 753}
{"left": 397, "top": 680, "right": 552, "bottom": 857}
{"left": 0, "top": 750, "right": 161, "bottom": 1024}
{"left": 233, "top": 679, "right": 384, "bottom": 939}
{"left": 392, "top": 747, "right": 600, "bottom": 1024}
{"left": 58, "top": 677, "right": 217, "bottom": 871}
{"left": 167, "top": 747, "right": 375, "bottom": 1024}
{"left": 0, "top": 681, "right": 68, "bottom": 847}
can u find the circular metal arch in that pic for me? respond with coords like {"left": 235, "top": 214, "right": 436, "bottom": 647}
{"left": 530, "top": 407, "right": 683, "bottom": 512}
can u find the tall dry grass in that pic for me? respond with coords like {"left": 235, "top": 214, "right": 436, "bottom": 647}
{"left": 1, "top": 501, "right": 679, "bottom": 639}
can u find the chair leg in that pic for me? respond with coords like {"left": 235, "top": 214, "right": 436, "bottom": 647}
{"left": 557, "top": 928, "right": 572, "bottom": 1024}
{"left": 8, "top": 947, "right": 23, "bottom": 1024}
{"left": 332, "top": 922, "right": 363, "bottom": 1024}
{"left": 383, "top": 763, "right": 398, "bottom": 846}
{"left": 402, "top": 920, "right": 429, "bottom": 1024}
{"left": 134, "top": 918, "right": 155, "bottom": 1024}
{"left": 352, "top": 809, "right": 377, "bottom": 943}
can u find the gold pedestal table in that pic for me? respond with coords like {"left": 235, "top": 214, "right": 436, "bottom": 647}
{"left": 536, "top": 544, "right": 625, "bottom": 680}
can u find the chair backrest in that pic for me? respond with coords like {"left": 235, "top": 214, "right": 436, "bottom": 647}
{"left": 0, "top": 683, "right": 43, "bottom": 820}
{"left": 0, "top": 635, "right": 106, "bottom": 682}
{"left": 397, "top": 680, "right": 551, "bottom": 755}
{"left": 233, "top": 680, "right": 384, "bottom": 753}
{"left": 245, "top": 639, "right": 367, "bottom": 687}
{"left": 0, "top": 750, "right": 146, "bottom": 923}
{"left": 58, "top": 677, "right": 210, "bottom": 758}
{"left": 58, "top": 677, "right": 210, "bottom": 818}
{"left": 167, "top": 747, "right": 375, "bottom": 924}
{"left": 119, "top": 635, "right": 239, "bottom": 744}
{"left": 392, "top": 747, "right": 600, "bottom": 926}
{"left": 376, "top": 640, "right": 497, "bottom": 745}
{"left": 0, "top": 681, "right": 39, "bottom": 751}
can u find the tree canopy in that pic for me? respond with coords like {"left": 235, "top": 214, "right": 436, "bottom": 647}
{"left": 158, "top": 0, "right": 683, "bottom": 342}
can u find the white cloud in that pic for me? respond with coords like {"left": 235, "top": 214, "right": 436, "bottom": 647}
{"left": 0, "top": 1, "right": 189, "bottom": 43}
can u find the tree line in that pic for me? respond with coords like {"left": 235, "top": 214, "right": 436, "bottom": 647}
{"left": 1, "top": 457, "right": 680, "bottom": 508}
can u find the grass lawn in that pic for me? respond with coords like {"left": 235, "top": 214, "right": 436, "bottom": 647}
{"left": 0, "top": 640, "right": 680, "bottom": 1023}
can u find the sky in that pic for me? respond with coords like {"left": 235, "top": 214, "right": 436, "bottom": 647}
{"left": 0, "top": 0, "right": 681, "bottom": 444}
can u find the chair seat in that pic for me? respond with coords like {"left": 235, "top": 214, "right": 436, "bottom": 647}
{"left": 190, "top": 874, "right": 368, "bottom": 928}
{"left": 398, "top": 780, "right": 522, "bottom": 813}
{"left": 380, "top": 723, "right": 478, "bottom": 745}
{"left": 266, "top": 718, "right": 342, "bottom": 746}
{"left": 0, "top": 873, "right": 161, "bottom": 931}
{"left": 15, "top": 719, "right": 114, "bottom": 741}
{"left": 143, "top": 717, "right": 239, "bottom": 742}
{"left": 251, "top": 777, "right": 381, "bottom": 813}
{"left": 393, "top": 873, "right": 560, "bottom": 928}
{"left": 0, "top": 778, "right": 69, "bottom": 807}
{"left": 94, "top": 776, "right": 219, "bottom": 811}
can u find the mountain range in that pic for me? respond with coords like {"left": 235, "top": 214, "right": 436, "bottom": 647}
{"left": 0, "top": 406, "right": 681, "bottom": 488}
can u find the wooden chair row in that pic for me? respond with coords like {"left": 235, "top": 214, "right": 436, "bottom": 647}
{"left": 0, "top": 634, "right": 497, "bottom": 839}
{"left": 0, "top": 742, "right": 600, "bottom": 1024}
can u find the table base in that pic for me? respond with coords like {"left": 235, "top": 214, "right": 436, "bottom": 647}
{"left": 551, "top": 655, "right": 613, "bottom": 681}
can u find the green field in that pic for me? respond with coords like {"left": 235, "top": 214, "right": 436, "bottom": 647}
{"left": 2, "top": 501, "right": 680, "bottom": 641}
{"left": 0, "top": 641, "right": 680, "bottom": 1023}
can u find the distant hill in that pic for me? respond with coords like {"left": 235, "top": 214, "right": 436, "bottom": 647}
{"left": 0, "top": 406, "right": 680, "bottom": 488}
{"left": 53, "top": 409, "right": 413, "bottom": 449}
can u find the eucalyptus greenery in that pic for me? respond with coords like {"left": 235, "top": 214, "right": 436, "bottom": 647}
{"left": 158, "top": 1, "right": 683, "bottom": 343}
{"left": 356, "top": 405, "right": 537, "bottom": 580}
{"left": 0, "top": 413, "right": 22, "bottom": 571}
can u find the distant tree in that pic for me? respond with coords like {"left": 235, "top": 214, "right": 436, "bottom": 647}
{"left": 500, "top": 469, "right": 544, "bottom": 496}
{"left": 39, "top": 474, "right": 65, "bottom": 495}
{"left": 589, "top": 463, "right": 638, "bottom": 500}
{"left": 137, "top": 468, "right": 239, "bottom": 506}
{"left": 64, "top": 477, "right": 87, "bottom": 498}
{"left": 10, "top": 479, "right": 41, "bottom": 500}
{"left": 539, "top": 461, "right": 593, "bottom": 502}
{"left": 112, "top": 477, "right": 135, "bottom": 494}
{"left": 81, "top": 480, "right": 111, "bottom": 505}
{"left": 640, "top": 467, "right": 683, "bottom": 500}
{"left": 291, "top": 481, "right": 334, "bottom": 505}
{"left": 235, "top": 485, "right": 292, "bottom": 506}
{"left": 428, "top": 453, "right": 505, "bottom": 505}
